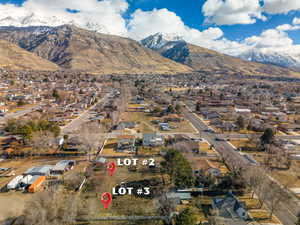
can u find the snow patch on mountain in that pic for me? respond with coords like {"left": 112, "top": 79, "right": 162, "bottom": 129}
{"left": 239, "top": 48, "right": 300, "bottom": 72}
{"left": 140, "top": 32, "right": 184, "bottom": 50}
{"left": 0, "top": 13, "right": 107, "bottom": 34}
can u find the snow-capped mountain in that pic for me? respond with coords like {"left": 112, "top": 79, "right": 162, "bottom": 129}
{"left": 140, "top": 32, "right": 184, "bottom": 50}
{"left": 141, "top": 32, "right": 300, "bottom": 73}
{"left": 0, "top": 13, "right": 107, "bottom": 34}
{"left": 239, "top": 48, "right": 300, "bottom": 72}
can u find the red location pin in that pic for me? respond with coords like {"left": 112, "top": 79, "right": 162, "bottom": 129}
{"left": 107, "top": 162, "right": 117, "bottom": 176}
{"left": 101, "top": 192, "right": 112, "bottom": 209}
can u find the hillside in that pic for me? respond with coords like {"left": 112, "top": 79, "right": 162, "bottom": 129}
{"left": 0, "top": 25, "right": 192, "bottom": 75}
{"left": 142, "top": 33, "right": 300, "bottom": 77}
{"left": 0, "top": 39, "right": 59, "bottom": 71}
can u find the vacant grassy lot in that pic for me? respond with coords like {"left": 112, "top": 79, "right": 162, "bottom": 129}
{"left": 249, "top": 209, "right": 281, "bottom": 224}
{"left": 160, "top": 120, "right": 197, "bottom": 134}
{"left": 237, "top": 195, "right": 261, "bottom": 210}
{"left": 199, "top": 142, "right": 213, "bottom": 154}
{"left": 230, "top": 139, "right": 256, "bottom": 149}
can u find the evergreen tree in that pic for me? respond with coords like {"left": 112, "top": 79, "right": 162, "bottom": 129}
{"left": 260, "top": 128, "right": 275, "bottom": 145}
{"left": 236, "top": 116, "right": 245, "bottom": 130}
{"left": 161, "top": 149, "right": 194, "bottom": 188}
{"left": 175, "top": 208, "right": 197, "bottom": 225}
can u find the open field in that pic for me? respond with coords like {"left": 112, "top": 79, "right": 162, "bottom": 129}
{"left": 249, "top": 209, "right": 281, "bottom": 224}
{"left": 0, "top": 192, "right": 32, "bottom": 221}
{"left": 160, "top": 120, "right": 197, "bottom": 133}
{"left": 199, "top": 141, "right": 213, "bottom": 154}
{"left": 8, "top": 104, "right": 37, "bottom": 113}
{"left": 230, "top": 139, "right": 256, "bottom": 149}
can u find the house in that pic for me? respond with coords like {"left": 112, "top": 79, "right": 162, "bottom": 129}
{"left": 212, "top": 193, "right": 248, "bottom": 224}
{"left": 117, "top": 135, "right": 136, "bottom": 153}
{"left": 163, "top": 114, "right": 183, "bottom": 123}
{"left": 193, "top": 159, "right": 221, "bottom": 177}
{"left": 207, "top": 167, "right": 221, "bottom": 177}
{"left": 220, "top": 121, "right": 238, "bottom": 132}
{"left": 93, "top": 157, "right": 107, "bottom": 169}
{"left": 159, "top": 123, "right": 171, "bottom": 131}
{"left": 234, "top": 108, "right": 251, "bottom": 114}
{"left": 143, "top": 133, "right": 164, "bottom": 147}
{"left": 132, "top": 96, "right": 145, "bottom": 104}
{"left": 116, "top": 122, "right": 137, "bottom": 130}
{"left": 166, "top": 191, "right": 192, "bottom": 204}
{"left": 202, "top": 111, "right": 221, "bottom": 120}
{"left": 51, "top": 160, "right": 75, "bottom": 175}
{"left": 24, "top": 165, "right": 53, "bottom": 176}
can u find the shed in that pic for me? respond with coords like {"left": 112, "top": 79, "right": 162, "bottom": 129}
{"left": 24, "top": 165, "right": 53, "bottom": 176}
{"left": 51, "top": 160, "right": 75, "bottom": 174}
{"left": 7, "top": 175, "right": 23, "bottom": 190}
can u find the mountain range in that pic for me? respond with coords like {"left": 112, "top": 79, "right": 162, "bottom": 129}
{"left": 0, "top": 25, "right": 299, "bottom": 77}
{"left": 0, "top": 25, "right": 191, "bottom": 74}
{"left": 239, "top": 48, "right": 300, "bottom": 72}
{"left": 0, "top": 11, "right": 300, "bottom": 74}
{"left": 141, "top": 33, "right": 300, "bottom": 77}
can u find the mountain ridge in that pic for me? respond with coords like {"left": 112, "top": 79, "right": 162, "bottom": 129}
{"left": 0, "top": 25, "right": 192, "bottom": 75}
{"left": 0, "top": 39, "right": 59, "bottom": 71}
{"left": 141, "top": 33, "right": 300, "bottom": 78}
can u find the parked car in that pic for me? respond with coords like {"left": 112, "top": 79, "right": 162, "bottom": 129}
{"left": 215, "top": 138, "right": 225, "bottom": 141}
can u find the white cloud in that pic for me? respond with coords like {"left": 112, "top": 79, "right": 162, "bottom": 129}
{"left": 293, "top": 17, "right": 300, "bottom": 25}
{"left": 202, "top": 0, "right": 300, "bottom": 26}
{"left": 0, "top": 0, "right": 128, "bottom": 36}
{"left": 245, "top": 29, "right": 293, "bottom": 48}
{"left": 127, "top": 8, "right": 223, "bottom": 43}
{"left": 263, "top": 0, "right": 300, "bottom": 14}
{"left": 202, "top": 0, "right": 265, "bottom": 25}
{"left": 126, "top": 8, "right": 249, "bottom": 55}
{"left": 276, "top": 23, "right": 300, "bottom": 31}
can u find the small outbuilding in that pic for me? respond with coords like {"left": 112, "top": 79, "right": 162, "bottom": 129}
{"left": 24, "top": 165, "right": 53, "bottom": 176}
{"left": 51, "top": 160, "right": 76, "bottom": 175}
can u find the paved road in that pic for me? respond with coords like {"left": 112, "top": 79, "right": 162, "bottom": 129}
{"left": 219, "top": 133, "right": 300, "bottom": 140}
{"left": 61, "top": 92, "right": 111, "bottom": 134}
{"left": 183, "top": 108, "right": 299, "bottom": 225}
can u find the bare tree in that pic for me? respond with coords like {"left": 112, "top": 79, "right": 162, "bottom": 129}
{"left": 243, "top": 167, "right": 266, "bottom": 199}
{"left": 13, "top": 190, "right": 91, "bottom": 225}
{"left": 265, "top": 180, "right": 290, "bottom": 219}
{"left": 77, "top": 122, "right": 105, "bottom": 161}
{"left": 30, "top": 131, "right": 56, "bottom": 156}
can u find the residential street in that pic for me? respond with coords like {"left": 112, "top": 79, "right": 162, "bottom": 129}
{"left": 61, "top": 92, "right": 111, "bottom": 134}
{"left": 183, "top": 107, "right": 300, "bottom": 225}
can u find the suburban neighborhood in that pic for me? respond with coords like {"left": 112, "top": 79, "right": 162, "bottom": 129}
{"left": 0, "top": 70, "right": 300, "bottom": 225}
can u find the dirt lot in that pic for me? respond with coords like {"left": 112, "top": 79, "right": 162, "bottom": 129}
{"left": 0, "top": 192, "right": 32, "bottom": 222}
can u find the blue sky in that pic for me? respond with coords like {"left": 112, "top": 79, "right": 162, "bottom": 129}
{"left": 1, "top": 0, "right": 300, "bottom": 55}
{"left": 127, "top": 0, "right": 300, "bottom": 44}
